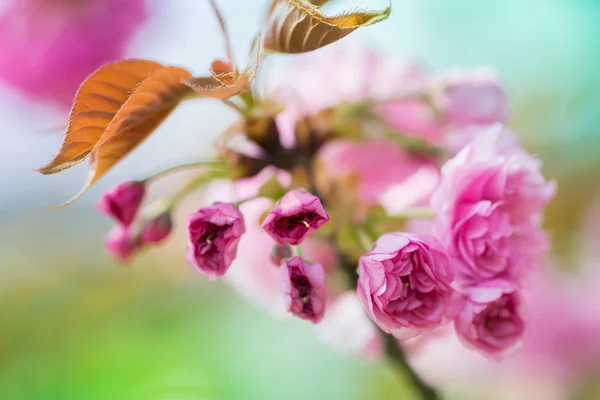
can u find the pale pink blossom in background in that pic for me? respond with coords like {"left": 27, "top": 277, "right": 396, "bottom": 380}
{"left": 317, "top": 139, "right": 438, "bottom": 205}
{"left": 269, "top": 43, "right": 428, "bottom": 147}
{"left": 358, "top": 233, "right": 454, "bottom": 340}
{"left": 315, "top": 292, "right": 383, "bottom": 360}
{"left": 0, "top": 0, "right": 147, "bottom": 107}
{"left": 431, "top": 124, "right": 555, "bottom": 291}
{"left": 432, "top": 67, "right": 507, "bottom": 126}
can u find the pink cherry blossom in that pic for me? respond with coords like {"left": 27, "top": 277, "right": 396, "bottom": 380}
{"left": 95, "top": 180, "right": 145, "bottom": 226}
{"left": 357, "top": 233, "right": 454, "bottom": 340}
{"left": 104, "top": 225, "right": 142, "bottom": 262}
{"left": 454, "top": 289, "right": 525, "bottom": 358}
{"left": 431, "top": 124, "right": 555, "bottom": 291}
{"left": 262, "top": 189, "right": 329, "bottom": 246}
{"left": 186, "top": 202, "right": 245, "bottom": 281}
{"left": 280, "top": 256, "right": 328, "bottom": 323}
{"left": 141, "top": 212, "right": 172, "bottom": 244}
{"left": 0, "top": 0, "right": 147, "bottom": 107}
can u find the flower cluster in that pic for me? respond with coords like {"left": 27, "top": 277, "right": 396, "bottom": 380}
{"left": 85, "top": 44, "right": 553, "bottom": 361}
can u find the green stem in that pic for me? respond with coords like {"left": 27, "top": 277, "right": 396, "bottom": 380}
{"left": 167, "top": 168, "right": 230, "bottom": 207}
{"left": 384, "top": 334, "right": 441, "bottom": 400}
{"left": 144, "top": 161, "right": 227, "bottom": 184}
{"left": 222, "top": 99, "right": 247, "bottom": 115}
{"left": 387, "top": 207, "right": 436, "bottom": 220}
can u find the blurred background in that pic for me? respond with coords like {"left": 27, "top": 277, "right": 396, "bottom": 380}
{"left": 1, "top": 0, "right": 600, "bottom": 399}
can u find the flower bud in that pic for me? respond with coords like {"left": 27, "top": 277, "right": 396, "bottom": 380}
{"left": 281, "top": 256, "right": 328, "bottom": 324}
{"left": 95, "top": 180, "right": 145, "bottom": 226}
{"left": 186, "top": 203, "right": 245, "bottom": 280}
{"left": 104, "top": 226, "right": 143, "bottom": 263}
{"left": 262, "top": 189, "right": 329, "bottom": 246}
{"left": 141, "top": 212, "right": 172, "bottom": 244}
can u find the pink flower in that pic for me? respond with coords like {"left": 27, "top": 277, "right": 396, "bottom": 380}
{"left": 0, "top": 0, "right": 147, "bottom": 107}
{"left": 95, "top": 180, "right": 145, "bottom": 226}
{"left": 104, "top": 225, "right": 142, "bottom": 262}
{"left": 357, "top": 233, "right": 454, "bottom": 340}
{"left": 186, "top": 203, "right": 245, "bottom": 280}
{"left": 433, "top": 68, "right": 507, "bottom": 126}
{"left": 431, "top": 125, "right": 555, "bottom": 291}
{"left": 141, "top": 212, "right": 172, "bottom": 244}
{"left": 454, "top": 289, "right": 525, "bottom": 358}
{"left": 262, "top": 189, "right": 329, "bottom": 246}
{"left": 280, "top": 256, "right": 328, "bottom": 323}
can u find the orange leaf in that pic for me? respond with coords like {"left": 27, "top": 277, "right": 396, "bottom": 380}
{"left": 264, "top": 0, "right": 391, "bottom": 54}
{"left": 37, "top": 60, "right": 164, "bottom": 174}
{"left": 182, "top": 33, "right": 263, "bottom": 99}
{"left": 55, "top": 66, "right": 194, "bottom": 208}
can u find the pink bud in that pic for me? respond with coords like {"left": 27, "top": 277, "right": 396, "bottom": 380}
{"left": 104, "top": 226, "right": 143, "bottom": 263}
{"left": 141, "top": 212, "right": 172, "bottom": 244}
{"left": 186, "top": 203, "right": 245, "bottom": 280}
{"left": 454, "top": 290, "right": 526, "bottom": 358}
{"left": 262, "top": 189, "right": 329, "bottom": 246}
{"left": 280, "top": 256, "right": 328, "bottom": 323}
{"left": 95, "top": 180, "right": 145, "bottom": 226}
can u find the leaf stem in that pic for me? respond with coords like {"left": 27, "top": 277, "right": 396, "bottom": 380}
{"left": 222, "top": 99, "right": 247, "bottom": 115}
{"left": 383, "top": 334, "right": 441, "bottom": 400}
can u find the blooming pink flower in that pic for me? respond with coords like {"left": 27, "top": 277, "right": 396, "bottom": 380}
{"left": 262, "top": 189, "right": 329, "bottom": 246}
{"left": 141, "top": 212, "right": 172, "bottom": 244}
{"left": 431, "top": 125, "right": 555, "bottom": 291}
{"left": 0, "top": 0, "right": 147, "bottom": 107}
{"left": 454, "top": 289, "right": 525, "bottom": 358}
{"left": 95, "top": 180, "right": 145, "bottom": 226}
{"left": 357, "top": 233, "right": 454, "bottom": 340}
{"left": 280, "top": 256, "right": 328, "bottom": 323}
{"left": 104, "top": 225, "right": 142, "bottom": 262}
{"left": 186, "top": 202, "right": 245, "bottom": 281}
{"left": 433, "top": 68, "right": 507, "bottom": 126}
